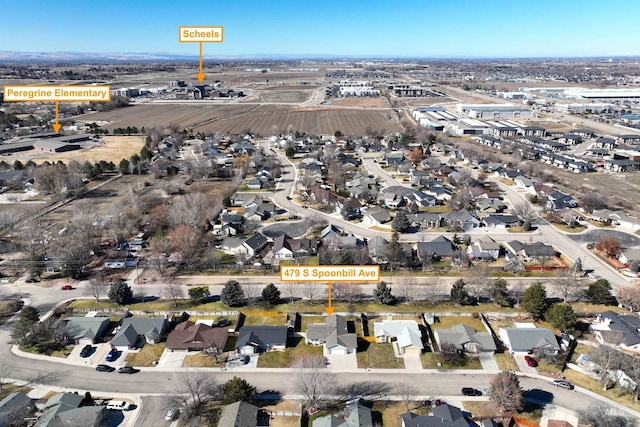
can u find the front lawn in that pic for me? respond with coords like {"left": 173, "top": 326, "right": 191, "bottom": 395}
{"left": 563, "top": 370, "right": 640, "bottom": 412}
{"left": 356, "top": 342, "right": 405, "bottom": 369}
{"left": 242, "top": 314, "right": 287, "bottom": 327}
{"left": 125, "top": 343, "right": 165, "bottom": 367}
{"left": 494, "top": 352, "right": 519, "bottom": 371}
{"left": 420, "top": 352, "right": 482, "bottom": 369}
{"left": 183, "top": 352, "right": 226, "bottom": 368}
{"left": 256, "top": 337, "right": 323, "bottom": 368}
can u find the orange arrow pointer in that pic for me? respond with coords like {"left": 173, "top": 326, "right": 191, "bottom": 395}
{"left": 196, "top": 42, "right": 205, "bottom": 83}
{"left": 52, "top": 101, "right": 61, "bottom": 133}
{"left": 326, "top": 282, "right": 334, "bottom": 316}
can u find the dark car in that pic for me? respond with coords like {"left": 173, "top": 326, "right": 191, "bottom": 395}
{"left": 118, "top": 366, "right": 138, "bottom": 374}
{"left": 79, "top": 344, "right": 93, "bottom": 358}
{"left": 25, "top": 278, "right": 40, "bottom": 283}
{"left": 95, "top": 364, "right": 115, "bottom": 372}
{"left": 525, "top": 355, "right": 538, "bottom": 367}
{"left": 461, "top": 387, "right": 482, "bottom": 396}
{"left": 105, "top": 349, "right": 119, "bottom": 362}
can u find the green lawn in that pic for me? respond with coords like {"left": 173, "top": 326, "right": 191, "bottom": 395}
{"left": 420, "top": 352, "right": 482, "bottom": 369}
{"left": 494, "top": 352, "right": 519, "bottom": 371}
{"left": 536, "top": 358, "right": 563, "bottom": 375}
{"left": 183, "top": 352, "right": 226, "bottom": 368}
{"left": 242, "top": 314, "right": 287, "bottom": 327}
{"left": 256, "top": 337, "right": 323, "bottom": 368}
{"left": 356, "top": 342, "right": 405, "bottom": 369}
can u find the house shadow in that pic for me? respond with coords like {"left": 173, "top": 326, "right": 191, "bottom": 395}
{"left": 356, "top": 338, "right": 371, "bottom": 353}
{"left": 523, "top": 389, "right": 554, "bottom": 405}
{"left": 287, "top": 336, "right": 303, "bottom": 348}
{"left": 254, "top": 390, "right": 283, "bottom": 406}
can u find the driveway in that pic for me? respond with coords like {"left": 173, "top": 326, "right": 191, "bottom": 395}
{"left": 157, "top": 349, "right": 187, "bottom": 369}
{"left": 403, "top": 353, "right": 423, "bottom": 370}
{"left": 514, "top": 353, "right": 538, "bottom": 375}
{"left": 326, "top": 352, "right": 358, "bottom": 370}
{"left": 478, "top": 353, "right": 499, "bottom": 370}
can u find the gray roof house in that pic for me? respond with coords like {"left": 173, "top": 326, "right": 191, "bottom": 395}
{"left": 236, "top": 326, "right": 288, "bottom": 354}
{"left": 373, "top": 319, "right": 424, "bottom": 355}
{"left": 498, "top": 327, "right": 560, "bottom": 355}
{"left": 0, "top": 392, "right": 32, "bottom": 426}
{"left": 59, "top": 316, "right": 111, "bottom": 344}
{"left": 35, "top": 392, "right": 107, "bottom": 427}
{"left": 242, "top": 233, "right": 269, "bottom": 257}
{"left": 401, "top": 403, "right": 468, "bottom": 427}
{"left": 306, "top": 314, "right": 357, "bottom": 354}
{"left": 363, "top": 206, "right": 391, "bottom": 225}
{"left": 218, "top": 401, "right": 259, "bottom": 427}
{"left": 314, "top": 404, "right": 373, "bottom": 427}
{"left": 111, "top": 317, "right": 168, "bottom": 349}
{"left": 434, "top": 324, "right": 497, "bottom": 354}
{"left": 591, "top": 311, "right": 640, "bottom": 353}
{"left": 416, "top": 236, "right": 457, "bottom": 261}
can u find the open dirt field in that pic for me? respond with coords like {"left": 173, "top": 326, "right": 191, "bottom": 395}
{"left": 85, "top": 104, "right": 403, "bottom": 136}
{"left": 85, "top": 104, "right": 256, "bottom": 131}
{"left": 10, "top": 136, "right": 145, "bottom": 165}
{"left": 257, "top": 90, "right": 313, "bottom": 103}
{"left": 327, "top": 98, "right": 391, "bottom": 108}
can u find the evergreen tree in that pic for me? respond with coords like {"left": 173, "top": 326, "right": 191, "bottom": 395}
{"left": 340, "top": 203, "right": 354, "bottom": 220}
{"left": 11, "top": 306, "right": 40, "bottom": 344}
{"left": 221, "top": 280, "right": 246, "bottom": 307}
{"left": 386, "top": 231, "right": 405, "bottom": 270}
{"left": 450, "top": 279, "right": 473, "bottom": 305}
{"left": 391, "top": 211, "right": 410, "bottom": 232}
{"left": 118, "top": 159, "right": 130, "bottom": 174}
{"left": 490, "top": 278, "right": 513, "bottom": 307}
{"left": 585, "top": 279, "right": 616, "bottom": 305}
{"left": 108, "top": 281, "right": 134, "bottom": 305}
{"left": 373, "top": 281, "right": 396, "bottom": 305}
{"left": 545, "top": 303, "right": 578, "bottom": 332}
{"left": 220, "top": 377, "right": 256, "bottom": 405}
{"left": 262, "top": 283, "right": 281, "bottom": 305}
{"left": 521, "top": 282, "right": 548, "bottom": 319}
{"left": 188, "top": 286, "right": 210, "bottom": 304}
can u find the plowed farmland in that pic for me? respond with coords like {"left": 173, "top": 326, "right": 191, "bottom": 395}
{"left": 85, "top": 104, "right": 404, "bottom": 136}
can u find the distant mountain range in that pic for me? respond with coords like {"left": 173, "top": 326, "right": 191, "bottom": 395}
{"left": 0, "top": 50, "right": 638, "bottom": 62}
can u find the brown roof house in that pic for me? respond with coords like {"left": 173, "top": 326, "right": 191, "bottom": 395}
{"left": 165, "top": 321, "right": 228, "bottom": 352}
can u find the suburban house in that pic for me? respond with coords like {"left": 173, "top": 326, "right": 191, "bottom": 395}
{"left": 444, "top": 209, "right": 481, "bottom": 231}
{"left": 218, "top": 401, "right": 260, "bottom": 427}
{"left": 466, "top": 237, "right": 500, "bottom": 261}
{"left": 236, "top": 326, "right": 288, "bottom": 354}
{"left": 59, "top": 316, "right": 111, "bottom": 345}
{"left": 498, "top": 326, "right": 560, "bottom": 355}
{"left": 504, "top": 241, "right": 556, "bottom": 263}
{"left": 110, "top": 317, "right": 169, "bottom": 350}
{"left": 619, "top": 248, "right": 640, "bottom": 266}
{"left": 434, "top": 324, "right": 497, "bottom": 354}
{"left": 373, "top": 319, "right": 424, "bottom": 355}
{"left": 241, "top": 233, "right": 269, "bottom": 258}
{"left": 306, "top": 314, "right": 357, "bottom": 354}
{"left": 401, "top": 403, "right": 468, "bottom": 427}
{"left": 591, "top": 311, "right": 640, "bottom": 353}
{"left": 408, "top": 212, "right": 444, "bottom": 230}
{"left": 313, "top": 403, "right": 373, "bottom": 427}
{"left": 272, "top": 234, "right": 318, "bottom": 263}
{"left": 0, "top": 392, "right": 32, "bottom": 426}
{"left": 416, "top": 235, "right": 458, "bottom": 262}
{"left": 165, "top": 321, "right": 228, "bottom": 352}
{"left": 35, "top": 392, "right": 107, "bottom": 427}
{"left": 482, "top": 214, "right": 520, "bottom": 229}
{"left": 362, "top": 206, "right": 391, "bottom": 225}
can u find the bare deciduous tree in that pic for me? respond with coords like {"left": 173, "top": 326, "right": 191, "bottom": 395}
{"left": 395, "top": 382, "right": 418, "bottom": 411}
{"left": 554, "top": 269, "right": 583, "bottom": 303}
{"left": 583, "top": 403, "right": 634, "bottom": 427}
{"left": 616, "top": 285, "right": 640, "bottom": 311}
{"left": 289, "top": 355, "right": 333, "bottom": 410}
{"left": 489, "top": 371, "right": 522, "bottom": 414}
{"left": 284, "top": 282, "right": 301, "bottom": 304}
{"left": 171, "top": 371, "right": 217, "bottom": 416}
{"left": 85, "top": 276, "right": 109, "bottom": 302}
{"left": 168, "top": 225, "right": 202, "bottom": 271}
{"left": 467, "top": 264, "right": 492, "bottom": 301}
{"left": 148, "top": 235, "right": 174, "bottom": 281}
{"left": 169, "top": 192, "right": 217, "bottom": 231}
{"left": 396, "top": 278, "right": 418, "bottom": 303}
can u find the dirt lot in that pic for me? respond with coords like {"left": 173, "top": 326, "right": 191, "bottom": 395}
{"left": 86, "top": 104, "right": 404, "bottom": 136}
{"left": 327, "top": 98, "right": 391, "bottom": 108}
{"left": 258, "top": 90, "right": 314, "bottom": 103}
{"left": 9, "top": 136, "right": 145, "bottom": 165}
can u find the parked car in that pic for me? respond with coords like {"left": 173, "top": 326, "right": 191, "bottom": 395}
{"left": 461, "top": 387, "right": 482, "bottom": 396}
{"left": 552, "top": 380, "right": 574, "bottom": 390}
{"left": 95, "top": 364, "right": 115, "bottom": 372}
{"left": 25, "top": 278, "right": 40, "bottom": 283}
{"left": 61, "top": 285, "right": 73, "bottom": 290}
{"left": 165, "top": 408, "right": 180, "bottom": 421}
{"left": 105, "top": 349, "right": 119, "bottom": 362}
{"left": 241, "top": 355, "right": 250, "bottom": 365}
{"left": 79, "top": 344, "right": 93, "bottom": 358}
{"left": 118, "top": 366, "right": 138, "bottom": 374}
{"left": 525, "top": 355, "right": 538, "bottom": 367}
{"left": 106, "top": 400, "right": 131, "bottom": 411}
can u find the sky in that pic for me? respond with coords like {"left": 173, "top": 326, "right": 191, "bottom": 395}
{"left": 2, "top": 0, "right": 640, "bottom": 58}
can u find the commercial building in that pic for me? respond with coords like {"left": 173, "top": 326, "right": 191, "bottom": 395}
{"left": 456, "top": 103, "right": 534, "bottom": 119}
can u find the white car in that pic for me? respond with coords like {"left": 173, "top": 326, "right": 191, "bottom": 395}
{"left": 165, "top": 408, "right": 179, "bottom": 420}
{"left": 106, "top": 400, "right": 131, "bottom": 411}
